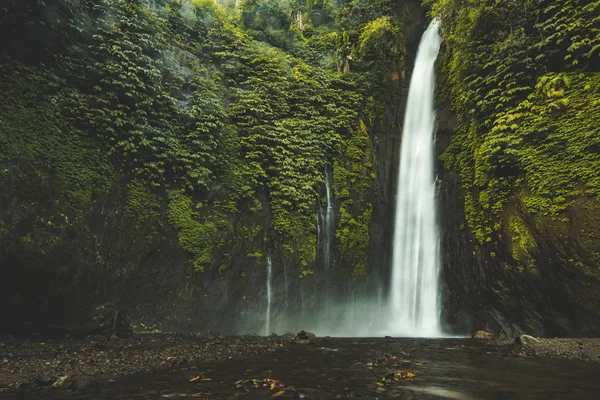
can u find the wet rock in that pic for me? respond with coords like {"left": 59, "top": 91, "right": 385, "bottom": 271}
{"left": 52, "top": 375, "right": 73, "bottom": 389}
{"left": 514, "top": 335, "right": 539, "bottom": 346}
{"left": 15, "top": 382, "right": 34, "bottom": 390}
{"left": 297, "top": 331, "right": 316, "bottom": 339}
{"left": 472, "top": 330, "right": 493, "bottom": 340}
{"left": 35, "top": 375, "right": 55, "bottom": 386}
{"left": 281, "top": 332, "right": 296, "bottom": 340}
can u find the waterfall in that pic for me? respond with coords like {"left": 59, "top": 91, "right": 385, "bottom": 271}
{"left": 323, "top": 166, "right": 334, "bottom": 270}
{"left": 389, "top": 20, "right": 443, "bottom": 337}
{"left": 265, "top": 255, "right": 273, "bottom": 336}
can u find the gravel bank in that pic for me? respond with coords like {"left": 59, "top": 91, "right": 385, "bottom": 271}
{"left": 0, "top": 332, "right": 285, "bottom": 391}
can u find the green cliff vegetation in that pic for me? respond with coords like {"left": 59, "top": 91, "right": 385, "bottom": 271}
{"left": 428, "top": 0, "right": 600, "bottom": 333}
{"left": 0, "top": 0, "right": 415, "bottom": 328}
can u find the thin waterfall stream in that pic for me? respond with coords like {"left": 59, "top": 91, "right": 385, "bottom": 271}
{"left": 265, "top": 255, "right": 273, "bottom": 336}
{"left": 323, "top": 166, "right": 334, "bottom": 271}
{"left": 388, "top": 20, "right": 443, "bottom": 336}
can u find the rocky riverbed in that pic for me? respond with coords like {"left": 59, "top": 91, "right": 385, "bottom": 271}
{"left": 0, "top": 332, "right": 291, "bottom": 392}
{"left": 497, "top": 337, "right": 600, "bottom": 362}
{"left": 2, "top": 332, "right": 600, "bottom": 398}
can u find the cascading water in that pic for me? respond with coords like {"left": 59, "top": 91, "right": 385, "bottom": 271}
{"left": 323, "top": 166, "right": 334, "bottom": 270}
{"left": 254, "top": 22, "right": 445, "bottom": 338}
{"left": 265, "top": 255, "right": 273, "bottom": 336}
{"left": 388, "top": 20, "right": 443, "bottom": 337}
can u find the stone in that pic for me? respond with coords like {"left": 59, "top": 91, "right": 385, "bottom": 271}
{"left": 296, "top": 330, "right": 316, "bottom": 339}
{"left": 35, "top": 375, "right": 55, "bottom": 386}
{"left": 514, "top": 335, "right": 539, "bottom": 346}
{"left": 52, "top": 375, "right": 73, "bottom": 389}
{"left": 471, "top": 330, "right": 493, "bottom": 340}
{"left": 281, "top": 332, "right": 295, "bottom": 340}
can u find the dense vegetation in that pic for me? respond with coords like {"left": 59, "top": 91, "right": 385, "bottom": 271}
{"left": 3, "top": 0, "right": 598, "bottom": 336}
{"left": 0, "top": 0, "right": 418, "bottom": 330}
{"left": 429, "top": 0, "right": 600, "bottom": 334}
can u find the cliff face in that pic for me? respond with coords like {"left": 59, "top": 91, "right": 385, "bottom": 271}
{"left": 6, "top": 0, "right": 597, "bottom": 339}
{"left": 432, "top": 0, "right": 600, "bottom": 337}
{"left": 0, "top": 0, "right": 425, "bottom": 334}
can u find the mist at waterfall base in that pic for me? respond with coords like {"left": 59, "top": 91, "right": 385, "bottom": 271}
{"left": 256, "top": 21, "right": 446, "bottom": 338}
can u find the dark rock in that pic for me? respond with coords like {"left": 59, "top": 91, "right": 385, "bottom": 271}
{"left": 35, "top": 375, "right": 55, "bottom": 386}
{"left": 297, "top": 330, "right": 316, "bottom": 339}
{"left": 15, "top": 382, "right": 34, "bottom": 390}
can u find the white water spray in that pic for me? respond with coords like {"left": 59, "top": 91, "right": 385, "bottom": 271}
{"left": 389, "top": 20, "right": 443, "bottom": 337}
{"left": 265, "top": 255, "right": 273, "bottom": 336}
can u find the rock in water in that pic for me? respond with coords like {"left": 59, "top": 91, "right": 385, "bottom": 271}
{"left": 514, "top": 335, "right": 539, "bottom": 346}
{"left": 472, "top": 330, "right": 493, "bottom": 340}
{"left": 35, "top": 375, "right": 55, "bottom": 386}
{"left": 52, "top": 375, "right": 73, "bottom": 389}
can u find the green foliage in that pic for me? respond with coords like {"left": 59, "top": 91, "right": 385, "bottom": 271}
{"left": 0, "top": 0, "right": 393, "bottom": 280}
{"left": 124, "top": 179, "right": 160, "bottom": 242}
{"left": 0, "top": 59, "right": 115, "bottom": 224}
{"left": 334, "top": 128, "right": 375, "bottom": 281}
{"left": 167, "top": 189, "right": 217, "bottom": 271}
{"left": 357, "top": 16, "right": 402, "bottom": 67}
{"left": 432, "top": 0, "right": 600, "bottom": 274}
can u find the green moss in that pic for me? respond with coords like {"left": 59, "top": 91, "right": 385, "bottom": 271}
{"left": 124, "top": 179, "right": 160, "bottom": 235}
{"left": 167, "top": 189, "right": 217, "bottom": 271}
{"left": 434, "top": 0, "right": 600, "bottom": 250}
{"left": 506, "top": 212, "right": 536, "bottom": 272}
{"left": 0, "top": 0, "right": 402, "bottom": 284}
{"left": 334, "top": 128, "right": 375, "bottom": 281}
{"left": 0, "top": 59, "right": 115, "bottom": 225}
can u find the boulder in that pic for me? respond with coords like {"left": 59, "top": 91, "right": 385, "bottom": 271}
{"left": 52, "top": 375, "right": 73, "bottom": 389}
{"left": 35, "top": 375, "right": 55, "bottom": 386}
{"left": 297, "top": 330, "right": 316, "bottom": 340}
{"left": 471, "top": 330, "right": 493, "bottom": 340}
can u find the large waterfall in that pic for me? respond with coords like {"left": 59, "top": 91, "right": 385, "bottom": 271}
{"left": 388, "top": 20, "right": 443, "bottom": 337}
{"left": 255, "top": 21, "right": 445, "bottom": 338}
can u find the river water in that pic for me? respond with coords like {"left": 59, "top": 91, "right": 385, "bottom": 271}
{"left": 4, "top": 338, "right": 599, "bottom": 399}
